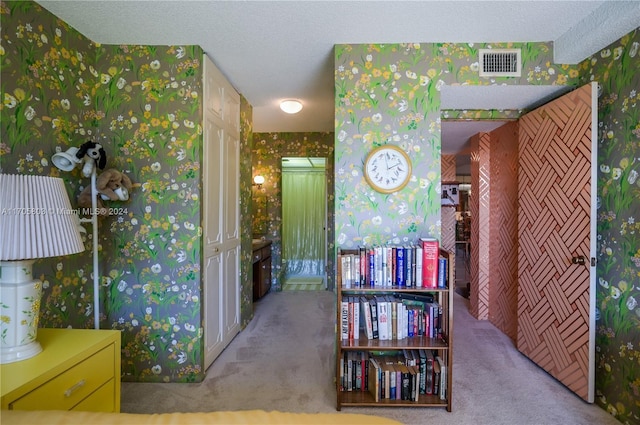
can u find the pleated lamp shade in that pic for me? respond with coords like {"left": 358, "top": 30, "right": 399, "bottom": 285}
{"left": 0, "top": 174, "right": 85, "bottom": 363}
{"left": 0, "top": 174, "right": 85, "bottom": 260}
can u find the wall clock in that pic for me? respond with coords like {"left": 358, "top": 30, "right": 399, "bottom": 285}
{"left": 364, "top": 145, "right": 412, "bottom": 193}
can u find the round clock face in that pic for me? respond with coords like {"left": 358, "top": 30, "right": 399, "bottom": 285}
{"left": 364, "top": 145, "right": 412, "bottom": 193}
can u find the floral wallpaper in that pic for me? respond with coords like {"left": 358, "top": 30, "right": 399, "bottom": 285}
{"left": 1, "top": 1, "right": 254, "bottom": 383}
{"left": 252, "top": 132, "right": 335, "bottom": 290}
{"left": 1, "top": 1, "right": 101, "bottom": 327}
{"left": 582, "top": 29, "right": 640, "bottom": 423}
{"left": 333, "top": 42, "right": 579, "bottom": 248}
{"left": 239, "top": 98, "right": 254, "bottom": 324}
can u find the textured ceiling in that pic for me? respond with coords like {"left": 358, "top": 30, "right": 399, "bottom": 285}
{"left": 38, "top": 0, "right": 640, "bottom": 164}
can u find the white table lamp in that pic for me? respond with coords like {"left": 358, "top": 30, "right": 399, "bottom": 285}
{"left": 0, "top": 174, "right": 85, "bottom": 363}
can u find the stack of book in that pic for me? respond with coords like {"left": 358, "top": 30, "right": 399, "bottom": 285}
{"left": 339, "top": 349, "right": 447, "bottom": 401}
{"left": 340, "top": 293, "right": 443, "bottom": 341}
{"left": 338, "top": 238, "right": 447, "bottom": 289}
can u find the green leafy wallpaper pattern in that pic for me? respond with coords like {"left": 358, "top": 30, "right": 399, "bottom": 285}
{"left": 1, "top": 1, "right": 254, "bottom": 383}
{"left": 252, "top": 132, "right": 335, "bottom": 290}
{"left": 582, "top": 29, "right": 640, "bottom": 423}
{"left": 333, "top": 42, "right": 580, "bottom": 248}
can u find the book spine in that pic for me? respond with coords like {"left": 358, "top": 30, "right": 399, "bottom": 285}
{"left": 359, "top": 247, "right": 367, "bottom": 286}
{"left": 353, "top": 297, "right": 360, "bottom": 340}
{"left": 382, "top": 246, "right": 388, "bottom": 287}
{"left": 362, "top": 297, "right": 374, "bottom": 340}
{"left": 368, "top": 249, "right": 375, "bottom": 286}
{"left": 406, "top": 246, "right": 413, "bottom": 287}
{"left": 370, "top": 298, "right": 379, "bottom": 339}
{"left": 354, "top": 255, "right": 361, "bottom": 288}
{"left": 396, "top": 247, "right": 405, "bottom": 287}
{"left": 348, "top": 297, "right": 354, "bottom": 340}
{"left": 421, "top": 238, "right": 439, "bottom": 288}
{"left": 374, "top": 246, "right": 382, "bottom": 286}
{"left": 377, "top": 298, "right": 389, "bottom": 340}
{"left": 415, "top": 245, "right": 423, "bottom": 288}
{"left": 341, "top": 299, "right": 349, "bottom": 340}
{"left": 438, "top": 257, "right": 447, "bottom": 288}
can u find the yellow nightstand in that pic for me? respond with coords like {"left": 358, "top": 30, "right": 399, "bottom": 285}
{"left": 1, "top": 328, "right": 121, "bottom": 412}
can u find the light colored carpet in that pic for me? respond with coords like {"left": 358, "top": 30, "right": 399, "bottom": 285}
{"left": 121, "top": 292, "right": 619, "bottom": 425}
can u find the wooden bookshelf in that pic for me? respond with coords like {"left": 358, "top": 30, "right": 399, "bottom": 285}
{"left": 335, "top": 246, "right": 454, "bottom": 412}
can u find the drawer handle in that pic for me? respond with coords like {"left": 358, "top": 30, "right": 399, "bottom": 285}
{"left": 64, "top": 379, "right": 86, "bottom": 398}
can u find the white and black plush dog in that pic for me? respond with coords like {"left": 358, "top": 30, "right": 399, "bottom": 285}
{"left": 75, "top": 140, "right": 106, "bottom": 177}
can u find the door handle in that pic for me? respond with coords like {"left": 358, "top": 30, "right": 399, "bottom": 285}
{"left": 571, "top": 255, "right": 586, "bottom": 265}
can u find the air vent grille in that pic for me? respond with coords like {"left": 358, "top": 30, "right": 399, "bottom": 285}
{"left": 479, "top": 49, "right": 521, "bottom": 77}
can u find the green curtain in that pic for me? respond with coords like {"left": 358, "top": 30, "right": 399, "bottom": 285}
{"left": 282, "top": 169, "right": 326, "bottom": 277}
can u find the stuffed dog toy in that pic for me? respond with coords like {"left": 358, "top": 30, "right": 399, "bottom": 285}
{"left": 77, "top": 169, "right": 133, "bottom": 215}
{"left": 75, "top": 140, "right": 106, "bottom": 177}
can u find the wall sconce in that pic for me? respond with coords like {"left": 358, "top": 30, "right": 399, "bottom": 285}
{"left": 0, "top": 174, "right": 85, "bottom": 363}
{"left": 253, "top": 175, "right": 265, "bottom": 188}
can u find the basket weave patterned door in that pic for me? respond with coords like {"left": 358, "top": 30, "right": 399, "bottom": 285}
{"left": 517, "top": 83, "right": 597, "bottom": 402}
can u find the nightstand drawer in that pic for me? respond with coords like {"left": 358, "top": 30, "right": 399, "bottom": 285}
{"left": 72, "top": 379, "right": 115, "bottom": 412}
{"left": 10, "top": 345, "right": 114, "bottom": 411}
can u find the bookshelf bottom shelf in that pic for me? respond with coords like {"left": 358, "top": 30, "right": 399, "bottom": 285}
{"left": 338, "top": 392, "right": 450, "bottom": 411}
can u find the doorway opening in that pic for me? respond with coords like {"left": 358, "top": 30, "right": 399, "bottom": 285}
{"left": 281, "top": 157, "right": 327, "bottom": 291}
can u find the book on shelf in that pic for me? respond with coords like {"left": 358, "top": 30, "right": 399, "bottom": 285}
{"left": 420, "top": 237, "right": 439, "bottom": 288}
{"left": 438, "top": 256, "right": 447, "bottom": 288}
{"left": 415, "top": 244, "right": 423, "bottom": 287}
{"left": 425, "top": 349, "right": 435, "bottom": 395}
{"left": 341, "top": 294, "right": 443, "bottom": 342}
{"left": 369, "top": 297, "right": 379, "bottom": 339}
{"left": 408, "top": 365, "right": 420, "bottom": 401}
{"left": 352, "top": 296, "right": 360, "bottom": 340}
{"left": 368, "top": 355, "right": 381, "bottom": 402}
{"left": 418, "top": 349, "right": 427, "bottom": 394}
{"left": 396, "top": 247, "right": 405, "bottom": 286}
{"left": 361, "top": 296, "right": 374, "bottom": 340}
{"left": 338, "top": 239, "right": 447, "bottom": 290}
{"left": 436, "top": 355, "right": 447, "bottom": 400}
{"left": 433, "top": 355, "right": 441, "bottom": 397}
{"left": 376, "top": 296, "right": 390, "bottom": 340}
{"left": 342, "top": 350, "right": 447, "bottom": 403}
{"left": 355, "top": 351, "right": 363, "bottom": 391}
{"left": 340, "top": 298, "right": 349, "bottom": 340}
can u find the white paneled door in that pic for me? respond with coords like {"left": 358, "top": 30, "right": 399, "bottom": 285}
{"left": 203, "top": 55, "right": 240, "bottom": 370}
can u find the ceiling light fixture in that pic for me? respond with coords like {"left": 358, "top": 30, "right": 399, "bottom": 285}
{"left": 280, "top": 99, "right": 303, "bottom": 114}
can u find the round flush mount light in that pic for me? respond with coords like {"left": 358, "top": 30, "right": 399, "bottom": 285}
{"left": 279, "top": 99, "right": 303, "bottom": 114}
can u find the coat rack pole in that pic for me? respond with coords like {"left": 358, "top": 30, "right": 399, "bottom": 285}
{"left": 90, "top": 168, "right": 99, "bottom": 329}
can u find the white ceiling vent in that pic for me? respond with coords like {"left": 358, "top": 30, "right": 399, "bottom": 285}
{"left": 479, "top": 49, "right": 521, "bottom": 77}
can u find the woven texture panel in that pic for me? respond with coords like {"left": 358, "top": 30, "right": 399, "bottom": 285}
{"left": 470, "top": 133, "right": 490, "bottom": 320}
{"left": 517, "top": 84, "right": 593, "bottom": 401}
{"left": 441, "top": 155, "right": 457, "bottom": 254}
{"left": 488, "top": 122, "right": 519, "bottom": 342}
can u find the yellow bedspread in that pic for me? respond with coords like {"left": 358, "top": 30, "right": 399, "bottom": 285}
{"left": 1, "top": 409, "right": 403, "bottom": 425}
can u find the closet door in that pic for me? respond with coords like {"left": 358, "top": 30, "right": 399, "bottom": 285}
{"left": 222, "top": 96, "right": 240, "bottom": 342}
{"left": 517, "top": 82, "right": 597, "bottom": 402}
{"left": 203, "top": 56, "right": 240, "bottom": 369}
{"left": 203, "top": 109, "right": 225, "bottom": 368}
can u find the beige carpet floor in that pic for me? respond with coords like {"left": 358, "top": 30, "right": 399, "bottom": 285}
{"left": 121, "top": 291, "right": 619, "bottom": 425}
